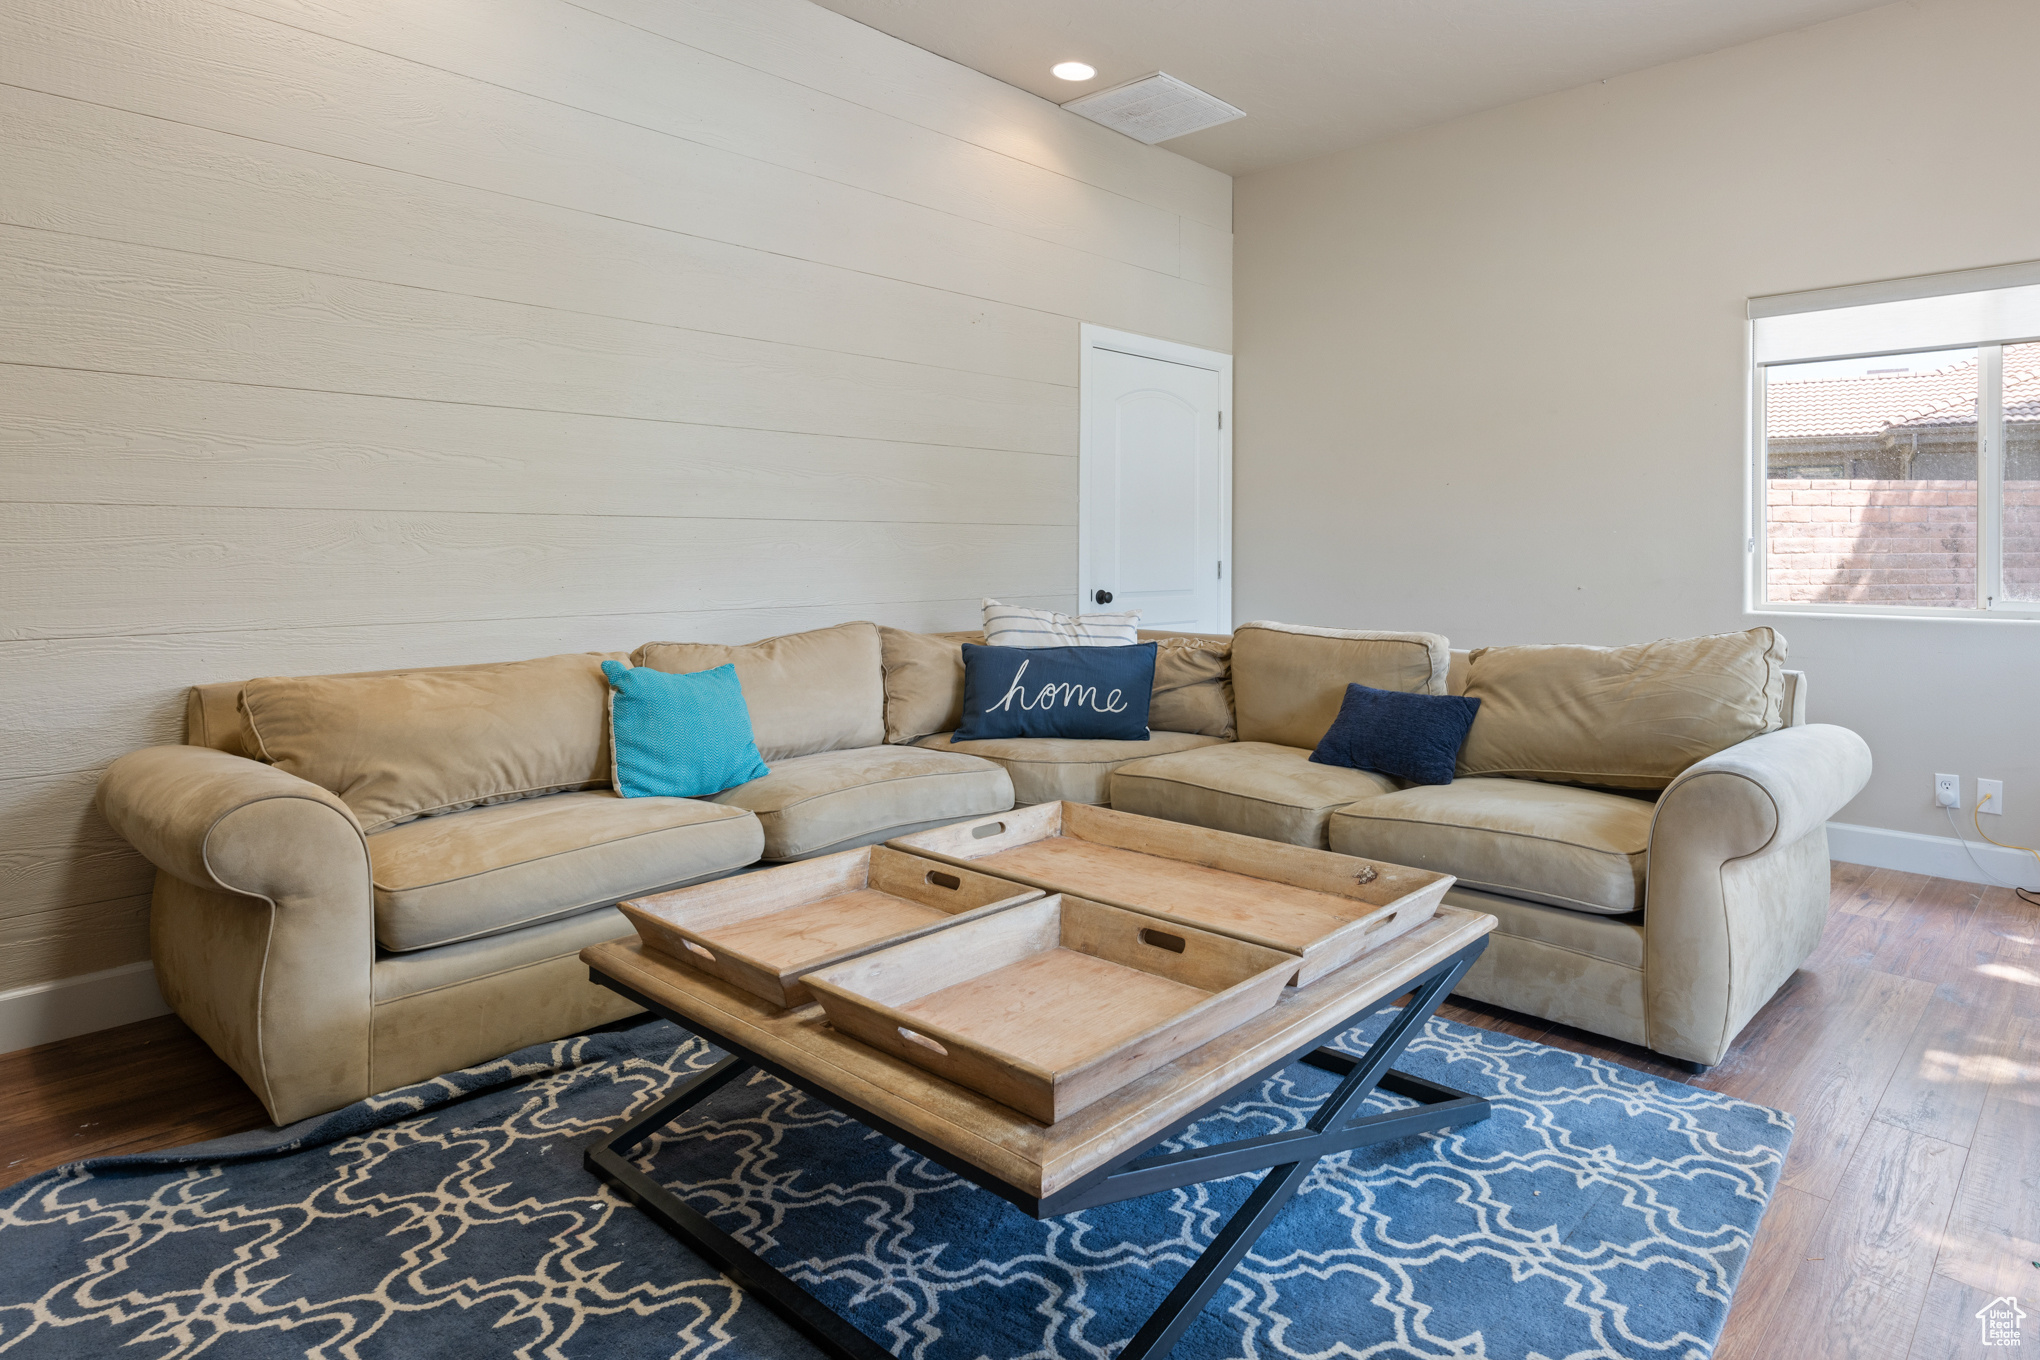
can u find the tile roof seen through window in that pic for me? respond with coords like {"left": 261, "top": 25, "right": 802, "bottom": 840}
{"left": 1766, "top": 354, "right": 2040, "bottom": 439}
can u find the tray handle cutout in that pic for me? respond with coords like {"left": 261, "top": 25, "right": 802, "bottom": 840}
{"left": 682, "top": 939, "right": 717, "bottom": 962}
{"left": 1138, "top": 927, "right": 1187, "bottom": 954}
{"left": 1364, "top": 911, "right": 1398, "bottom": 935}
{"left": 924, "top": 869, "right": 962, "bottom": 890}
{"left": 898, "top": 1026, "right": 948, "bottom": 1056}
{"left": 970, "top": 820, "right": 1007, "bottom": 840}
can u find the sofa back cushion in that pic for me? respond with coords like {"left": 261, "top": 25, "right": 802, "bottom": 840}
{"left": 238, "top": 652, "right": 624, "bottom": 833}
{"left": 1229, "top": 622, "right": 1449, "bottom": 751}
{"left": 1446, "top": 649, "right": 1473, "bottom": 697}
{"left": 1145, "top": 633, "right": 1236, "bottom": 739}
{"left": 187, "top": 681, "right": 256, "bottom": 758}
{"left": 878, "top": 626, "right": 982, "bottom": 744}
{"left": 634, "top": 621, "right": 883, "bottom": 761}
{"left": 878, "top": 627, "right": 1235, "bottom": 743}
{"left": 1456, "top": 627, "right": 1788, "bottom": 790}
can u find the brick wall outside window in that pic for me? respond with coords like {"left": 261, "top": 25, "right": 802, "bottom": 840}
{"left": 1767, "top": 479, "right": 2040, "bottom": 606}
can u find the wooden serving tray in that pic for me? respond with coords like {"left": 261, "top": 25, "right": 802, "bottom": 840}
{"left": 584, "top": 907, "right": 1497, "bottom": 1199}
{"left": 801, "top": 893, "right": 1297, "bottom": 1124}
{"left": 619, "top": 845, "right": 1041, "bottom": 1008}
{"left": 890, "top": 802, "right": 1452, "bottom": 987}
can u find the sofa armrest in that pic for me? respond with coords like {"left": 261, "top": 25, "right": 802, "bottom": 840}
{"left": 96, "top": 745, "right": 375, "bottom": 1123}
{"left": 1642, "top": 723, "right": 1871, "bottom": 1064}
{"left": 1659, "top": 722, "right": 1871, "bottom": 855}
{"left": 97, "top": 744, "right": 368, "bottom": 900}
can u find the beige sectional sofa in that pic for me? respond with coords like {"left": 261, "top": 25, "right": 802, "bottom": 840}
{"left": 1107, "top": 623, "right": 1870, "bottom": 1072}
{"left": 97, "top": 615, "right": 1869, "bottom": 1126}
{"left": 97, "top": 622, "right": 1019, "bottom": 1124}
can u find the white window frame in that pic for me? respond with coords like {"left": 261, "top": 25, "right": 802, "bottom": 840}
{"left": 1748, "top": 262, "right": 2040, "bottom": 622}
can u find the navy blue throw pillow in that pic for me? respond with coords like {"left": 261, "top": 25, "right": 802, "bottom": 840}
{"left": 1309, "top": 683, "right": 1481, "bottom": 786}
{"left": 954, "top": 642, "right": 1155, "bottom": 742}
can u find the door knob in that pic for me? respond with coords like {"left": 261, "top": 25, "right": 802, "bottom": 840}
{"left": 1093, "top": 589, "right": 1114, "bottom": 605}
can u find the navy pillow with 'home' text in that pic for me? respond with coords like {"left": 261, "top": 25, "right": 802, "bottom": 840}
{"left": 953, "top": 642, "right": 1155, "bottom": 742}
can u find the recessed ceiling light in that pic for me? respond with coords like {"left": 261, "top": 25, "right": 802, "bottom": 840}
{"left": 1051, "top": 62, "right": 1096, "bottom": 81}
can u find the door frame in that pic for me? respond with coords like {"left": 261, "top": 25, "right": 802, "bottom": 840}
{"left": 1077, "top": 324, "right": 1235, "bottom": 632}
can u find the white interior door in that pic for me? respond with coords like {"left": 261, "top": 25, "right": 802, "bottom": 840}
{"left": 1081, "top": 330, "right": 1231, "bottom": 634}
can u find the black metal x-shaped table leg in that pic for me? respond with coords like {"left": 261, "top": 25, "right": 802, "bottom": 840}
{"left": 585, "top": 938, "right": 1489, "bottom": 1360}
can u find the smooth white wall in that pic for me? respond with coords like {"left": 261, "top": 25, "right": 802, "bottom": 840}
{"left": 0, "top": 0, "right": 1231, "bottom": 993}
{"left": 1235, "top": 0, "right": 2040, "bottom": 855}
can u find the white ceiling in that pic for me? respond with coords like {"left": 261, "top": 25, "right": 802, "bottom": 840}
{"left": 809, "top": 0, "right": 1897, "bottom": 176}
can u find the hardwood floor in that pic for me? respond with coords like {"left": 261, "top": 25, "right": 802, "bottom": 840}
{"left": 2, "top": 863, "right": 2033, "bottom": 1356}
{"left": 0, "top": 1010, "right": 267, "bottom": 1184}
{"left": 1439, "top": 862, "right": 2039, "bottom": 1360}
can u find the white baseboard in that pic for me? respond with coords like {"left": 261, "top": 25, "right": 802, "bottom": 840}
{"left": 0, "top": 960, "right": 171, "bottom": 1056}
{"left": 1827, "top": 820, "right": 2040, "bottom": 889}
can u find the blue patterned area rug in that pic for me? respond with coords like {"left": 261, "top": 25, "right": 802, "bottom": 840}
{"left": 0, "top": 1012, "right": 1790, "bottom": 1360}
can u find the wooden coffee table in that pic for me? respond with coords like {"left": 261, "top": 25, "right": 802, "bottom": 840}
{"left": 581, "top": 903, "right": 1495, "bottom": 1360}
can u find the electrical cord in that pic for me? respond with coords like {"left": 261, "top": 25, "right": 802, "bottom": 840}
{"left": 1942, "top": 793, "right": 2040, "bottom": 907}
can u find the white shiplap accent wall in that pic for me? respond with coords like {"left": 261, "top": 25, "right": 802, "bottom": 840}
{"left": 0, "top": 0, "right": 1232, "bottom": 993}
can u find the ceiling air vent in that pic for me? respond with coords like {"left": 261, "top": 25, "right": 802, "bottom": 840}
{"left": 1060, "top": 73, "right": 1244, "bottom": 145}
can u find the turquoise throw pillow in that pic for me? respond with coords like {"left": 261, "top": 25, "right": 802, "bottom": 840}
{"left": 601, "top": 660, "right": 769, "bottom": 799}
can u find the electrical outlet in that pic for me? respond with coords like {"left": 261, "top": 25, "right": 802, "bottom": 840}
{"left": 1935, "top": 773, "right": 1961, "bottom": 809}
{"left": 1978, "top": 778, "right": 2004, "bottom": 816}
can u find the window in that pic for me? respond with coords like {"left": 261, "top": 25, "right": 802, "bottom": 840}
{"left": 1751, "top": 268, "right": 2040, "bottom": 617}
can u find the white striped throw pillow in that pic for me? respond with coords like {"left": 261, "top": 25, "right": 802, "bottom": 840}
{"left": 982, "top": 598, "right": 1141, "bottom": 648}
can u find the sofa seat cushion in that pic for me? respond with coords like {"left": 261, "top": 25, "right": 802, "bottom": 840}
{"left": 710, "top": 746, "right": 1014, "bottom": 861}
{"left": 911, "top": 730, "right": 1226, "bottom": 805}
{"left": 367, "top": 791, "right": 763, "bottom": 952}
{"left": 1108, "top": 741, "right": 1399, "bottom": 847}
{"left": 1327, "top": 778, "right": 1653, "bottom": 915}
